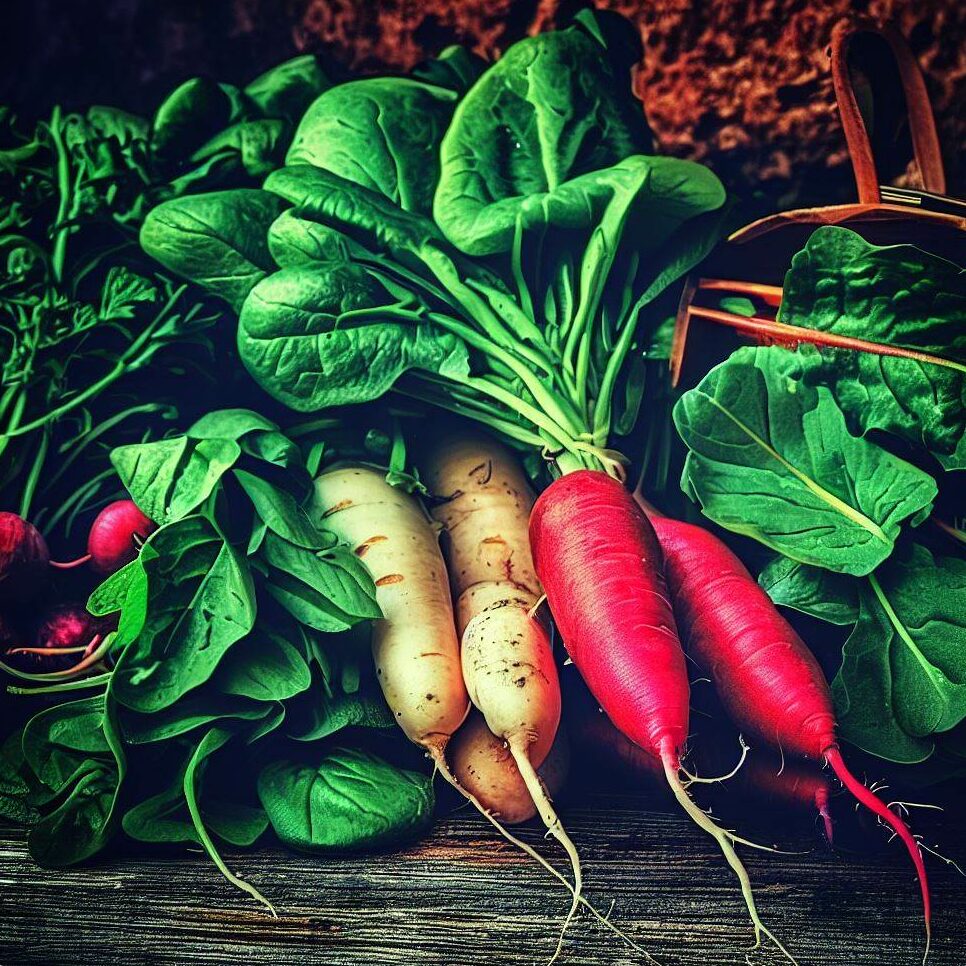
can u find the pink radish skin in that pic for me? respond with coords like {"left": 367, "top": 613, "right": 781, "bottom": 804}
{"left": 51, "top": 500, "right": 156, "bottom": 574}
{"left": 530, "top": 470, "right": 791, "bottom": 958}
{"left": 0, "top": 513, "right": 49, "bottom": 603}
{"left": 645, "top": 511, "right": 930, "bottom": 944}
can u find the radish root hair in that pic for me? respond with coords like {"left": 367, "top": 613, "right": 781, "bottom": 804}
{"left": 661, "top": 740, "right": 798, "bottom": 965}
{"left": 824, "top": 746, "right": 930, "bottom": 961}
{"left": 427, "top": 745, "right": 657, "bottom": 965}
{"left": 508, "top": 739, "right": 583, "bottom": 963}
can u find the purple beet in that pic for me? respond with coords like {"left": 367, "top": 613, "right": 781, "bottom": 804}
{"left": 5, "top": 603, "right": 107, "bottom": 672}
{"left": 0, "top": 512, "right": 49, "bottom": 604}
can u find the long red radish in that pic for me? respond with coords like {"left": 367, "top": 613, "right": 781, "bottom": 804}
{"left": 530, "top": 469, "right": 792, "bottom": 960}
{"left": 451, "top": 710, "right": 570, "bottom": 824}
{"left": 644, "top": 509, "right": 930, "bottom": 946}
{"left": 424, "top": 434, "right": 584, "bottom": 949}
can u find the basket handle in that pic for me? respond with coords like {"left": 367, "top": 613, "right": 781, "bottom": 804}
{"left": 830, "top": 18, "right": 946, "bottom": 204}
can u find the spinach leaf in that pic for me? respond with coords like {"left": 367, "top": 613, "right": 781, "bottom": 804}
{"left": 119, "top": 693, "right": 271, "bottom": 744}
{"left": 139, "top": 189, "right": 287, "bottom": 309}
{"left": 244, "top": 55, "right": 331, "bottom": 123}
{"left": 758, "top": 556, "right": 860, "bottom": 625}
{"left": 111, "top": 435, "right": 241, "bottom": 524}
{"left": 0, "top": 733, "right": 40, "bottom": 824}
{"left": 780, "top": 228, "right": 966, "bottom": 469}
{"left": 675, "top": 345, "right": 937, "bottom": 575}
{"left": 123, "top": 739, "right": 267, "bottom": 847}
{"left": 151, "top": 78, "right": 250, "bottom": 171}
{"left": 21, "top": 696, "right": 126, "bottom": 866}
{"left": 237, "top": 264, "right": 469, "bottom": 411}
{"left": 233, "top": 469, "right": 328, "bottom": 549}
{"left": 259, "top": 532, "right": 380, "bottom": 630}
{"left": 412, "top": 45, "right": 487, "bottom": 93}
{"left": 267, "top": 209, "right": 351, "bottom": 267}
{"left": 212, "top": 631, "right": 312, "bottom": 703}
{"left": 434, "top": 18, "right": 649, "bottom": 254}
{"left": 186, "top": 408, "right": 280, "bottom": 440}
{"left": 286, "top": 78, "right": 457, "bottom": 216}
{"left": 190, "top": 119, "right": 288, "bottom": 179}
{"left": 832, "top": 545, "right": 966, "bottom": 754}
{"left": 112, "top": 520, "right": 257, "bottom": 713}
{"left": 257, "top": 748, "right": 433, "bottom": 852}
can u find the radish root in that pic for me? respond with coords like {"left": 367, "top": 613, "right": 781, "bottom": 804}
{"left": 427, "top": 744, "right": 656, "bottom": 964}
{"left": 825, "top": 746, "right": 930, "bottom": 960}
{"left": 508, "top": 740, "right": 583, "bottom": 964}
{"left": 661, "top": 741, "right": 798, "bottom": 965}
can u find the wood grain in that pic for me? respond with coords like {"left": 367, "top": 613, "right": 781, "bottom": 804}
{"left": 2, "top": 790, "right": 964, "bottom": 966}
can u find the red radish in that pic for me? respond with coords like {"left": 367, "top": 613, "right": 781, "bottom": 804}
{"left": 51, "top": 500, "right": 156, "bottom": 574}
{"left": 0, "top": 512, "right": 49, "bottom": 603}
{"left": 645, "top": 511, "right": 930, "bottom": 944}
{"left": 5, "top": 603, "right": 107, "bottom": 673}
{"left": 530, "top": 470, "right": 790, "bottom": 958}
{"left": 738, "top": 758, "right": 834, "bottom": 844}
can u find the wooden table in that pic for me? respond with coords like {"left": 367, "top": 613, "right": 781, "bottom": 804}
{"left": 2, "top": 790, "right": 963, "bottom": 965}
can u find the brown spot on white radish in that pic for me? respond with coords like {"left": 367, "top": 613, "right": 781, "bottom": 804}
{"left": 375, "top": 573, "right": 405, "bottom": 586}
{"left": 321, "top": 498, "right": 353, "bottom": 518}
{"left": 354, "top": 534, "right": 388, "bottom": 557}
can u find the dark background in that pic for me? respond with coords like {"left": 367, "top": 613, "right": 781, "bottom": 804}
{"left": 1, "top": 0, "right": 963, "bottom": 211}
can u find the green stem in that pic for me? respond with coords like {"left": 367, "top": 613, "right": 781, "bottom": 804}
{"left": 0, "top": 285, "right": 186, "bottom": 441}
{"left": 19, "top": 426, "right": 50, "bottom": 518}
{"left": 427, "top": 312, "right": 583, "bottom": 437}
{"left": 47, "top": 106, "right": 72, "bottom": 286}
{"left": 593, "top": 303, "right": 644, "bottom": 445}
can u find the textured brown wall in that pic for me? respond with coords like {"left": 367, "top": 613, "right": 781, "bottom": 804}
{"left": 2, "top": 0, "right": 962, "bottom": 207}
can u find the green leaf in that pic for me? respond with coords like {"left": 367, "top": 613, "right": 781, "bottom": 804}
{"left": 674, "top": 345, "right": 937, "bottom": 575}
{"left": 286, "top": 78, "right": 457, "bottom": 216}
{"left": 779, "top": 228, "right": 966, "bottom": 469}
{"left": 151, "top": 78, "right": 250, "bottom": 169}
{"left": 288, "top": 681, "right": 393, "bottom": 742}
{"left": 267, "top": 210, "right": 350, "bottom": 267}
{"left": 259, "top": 532, "right": 379, "bottom": 620}
{"left": 112, "top": 525, "right": 257, "bottom": 713}
{"left": 0, "top": 732, "right": 40, "bottom": 824}
{"left": 123, "top": 741, "right": 267, "bottom": 848}
{"left": 433, "top": 21, "right": 650, "bottom": 255}
{"left": 411, "top": 45, "right": 487, "bottom": 93}
{"left": 212, "top": 631, "right": 312, "bottom": 702}
{"left": 780, "top": 227, "right": 966, "bottom": 355}
{"left": 237, "top": 264, "right": 469, "bottom": 411}
{"left": 191, "top": 119, "right": 287, "bottom": 175}
{"left": 186, "top": 408, "right": 280, "bottom": 440}
{"left": 139, "top": 189, "right": 288, "bottom": 310}
{"left": 257, "top": 748, "right": 433, "bottom": 852}
{"left": 233, "top": 469, "right": 326, "bottom": 549}
{"left": 119, "top": 693, "right": 270, "bottom": 744}
{"left": 758, "top": 556, "right": 859, "bottom": 625}
{"left": 112, "top": 435, "right": 241, "bottom": 524}
{"left": 244, "top": 54, "right": 331, "bottom": 124}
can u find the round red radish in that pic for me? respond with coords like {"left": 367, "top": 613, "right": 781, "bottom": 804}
{"left": 87, "top": 500, "right": 155, "bottom": 574}
{"left": 0, "top": 512, "right": 49, "bottom": 603}
{"left": 52, "top": 500, "right": 156, "bottom": 574}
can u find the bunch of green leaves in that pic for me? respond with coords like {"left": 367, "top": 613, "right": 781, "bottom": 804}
{"left": 0, "top": 55, "right": 331, "bottom": 531}
{"left": 2, "top": 409, "right": 433, "bottom": 895}
{"left": 674, "top": 226, "right": 966, "bottom": 763}
{"left": 139, "top": 12, "right": 731, "bottom": 478}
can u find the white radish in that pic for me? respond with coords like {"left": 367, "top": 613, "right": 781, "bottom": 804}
{"left": 423, "top": 433, "right": 583, "bottom": 952}
{"left": 309, "top": 465, "right": 469, "bottom": 763}
{"left": 451, "top": 710, "right": 570, "bottom": 824}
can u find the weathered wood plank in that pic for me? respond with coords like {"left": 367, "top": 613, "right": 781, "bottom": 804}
{"left": 2, "top": 791, "right": 964, "bottom": 965}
